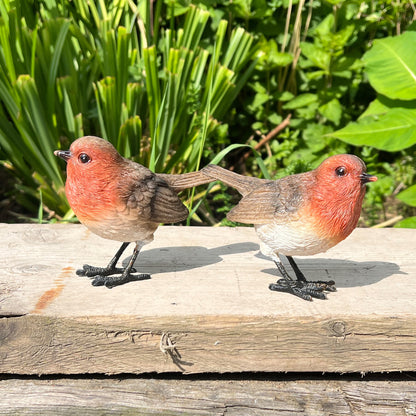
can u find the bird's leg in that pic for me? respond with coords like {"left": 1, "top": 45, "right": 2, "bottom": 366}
{"left": 90, "top": 241, "right": 151, "bottom": 288}
{"left": 286, "top": 256, "right": 336, "bottom": 292}
{"left": 286, "top": 256, "right": 306, "bottom": 281}
{"left": 268, "top": 254, "right": 335, "bottom": 301}
{"left": 76, "top": 242, "right": 135, "bottom": 278}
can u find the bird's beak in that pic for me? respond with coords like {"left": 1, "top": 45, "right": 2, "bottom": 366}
{"left": 360, "top": 173, "right": 378, "bottom": 184}
{"left": 54, "top": 150, "right": 72, "bottom": 162}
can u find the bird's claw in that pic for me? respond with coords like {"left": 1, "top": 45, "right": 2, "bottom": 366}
{"left": 90, "top": 272, "right": 151, "bottom": 289}
{"left": 76, "top": 264, "right": 146, "bottom": 288}
{"left": 269, "top": 278, "right": 336, "bottom": 301}
{"left": 76, "top": 264, "right": 137, "bottom": 277}
{"left": 307, "top": 279, "right": 337, "bottom": 292}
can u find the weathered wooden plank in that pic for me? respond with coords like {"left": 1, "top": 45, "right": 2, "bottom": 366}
{"left": 1, "top": 314, "right": 416, "bottom": 374}
{"left": 1, "top": 224, "right": 415, "bottom": 317}
{"left": 1, "top": 224, "right": 416, "bottom": 374}
{"left": 0, "top": 377, "right": 415, "bottom": 415}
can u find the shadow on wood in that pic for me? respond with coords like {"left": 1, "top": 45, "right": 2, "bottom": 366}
{"left": 260, "top": 257, "right": 402, "bottom": 288}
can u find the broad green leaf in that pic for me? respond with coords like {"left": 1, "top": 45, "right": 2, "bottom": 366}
{"left": 360, "top": 96, "right": 416, "bottom": 118}
{"left": 360, "top": 98, "right": 390, "bottom": 118}
{"left": 363, "top": 32, "right": 416, "bottom": 100}
{"left": 330, "top": 108, "right": 416, "bottom": 151}
{"left": 395, "top": 217, "right": 416, "bottom": 228}
{"left": 396, "top": 184, "right": 416, "bottom": 207}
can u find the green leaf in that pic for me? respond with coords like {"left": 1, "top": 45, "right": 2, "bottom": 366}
{"left": 209, "top": 143, "right": 250, "bottom": 165}
{"left": 363, "top": 32, "right": 416, "bottom": 100}
{"left": 315, "top": 14, "right": 334, "bottom": 37}
{"left": 325, "top": 0, "right": 347, "bottom": 5}
{"left": 257, "top": 39, "right": 293, "bottom": 71}
{"left": 47, "top": 20, "right": 70, "bottom": 115}
{"left": 396, "top": 184, "right": 416, "bottom": 207}
{"left": 319, "top": 98, "right": 342, "bottom": 125}
{"left": 228, "top": 0, "right": 268, "bottom": 20}
{"left": 283, "top": 93, "right": 318, "bottom": 110}
{"left": 303, "top": 124, "right": 333, "bottom": 152}
{"left": 300, "top": 42, "right": 330, "bottom": 72}
{"left": 360, "top": 96, "right": 416, "bottom": 118}
{"left": 330, "top": 108, "right": 416, "bottom": 151}
{"left": 395, "top": 217, "right": 416, "bottom": 228}
{"left": 250, "top": 92, "right": 270, "bottom": 110}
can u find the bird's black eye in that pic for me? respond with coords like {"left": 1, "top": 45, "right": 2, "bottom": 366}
{"left": 335, "top": 166, "right": 347, "bottom": 177}
{"left": 78, "top": 153, "right": 91, "bottom": 164}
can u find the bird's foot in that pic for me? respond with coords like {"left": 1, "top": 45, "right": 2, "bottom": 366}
{"left": 76, "top": 264, "right": 149, "bottom": 288}
{"left": 76, "top": 264, "right": 137, "bottom": 278}
{"left": 269, "top": 279, "right": 336, "bottom": 301}
{"left": 89, "top": 272, "right": 151, "bottom": 288}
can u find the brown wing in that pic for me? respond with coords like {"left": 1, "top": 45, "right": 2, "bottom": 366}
{"left": 227, "top": 177, "right": 306, "bottom": 225}
{"left": 150, "top": 176, "right": 189, "bottom": 223}
{"left": 118, "top": 162, "right": 188, "bottom": 224}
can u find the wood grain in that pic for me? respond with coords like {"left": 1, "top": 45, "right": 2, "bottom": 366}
{"left": 1, "top": 314, "right": 416, "bottom": 374}
{"left": 1, "top": 224, "right": 415, "bottom": 375}
{"left": 0, "top": 377, "right": 416, "bottom": 415}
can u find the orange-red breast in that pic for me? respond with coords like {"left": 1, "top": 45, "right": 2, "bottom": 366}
{"left": 55, "top": 135, "right": 213, "bottom": 288}
{"left": 202, "top": 154, "right": 377, "bottom": 300}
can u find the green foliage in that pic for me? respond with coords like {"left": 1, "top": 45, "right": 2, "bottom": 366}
{"left": 395, "top": 217, "right": 416, "bottom": 228}
{"left": 397, "top": 185, "right": 416, "bottom": 207}
{"left": 330, "top": 31, "right": 416, "bottom": 227}
{"left": 364, "top": 32, "right": 416, "bottom": 100}
{"left": 218, "top": 0, "right": 392, "bottom": 172}
{"left": 0, "top": 0, "right": 257, "bottom": 219}
{"left": 1, "top": 0, "right": 415, "bottom": 228}
{"left": 142, "top": 8, "right": 257, "bottom": 173}
{"left": 195, "top": 0, "right": 415, "bottom": 227}
{"left": 331, "top": 32, "right": 416, "bottom": 151}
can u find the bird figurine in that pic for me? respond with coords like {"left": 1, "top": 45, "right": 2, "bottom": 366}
{"left": 202, "top": 155, "right": 377, "bottom": 300}
{"left": 55, "top": 136, "right": 213, "bottom": 288}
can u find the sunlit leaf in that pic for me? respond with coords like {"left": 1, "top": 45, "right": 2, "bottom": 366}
{"left": 395, "top": 217, "right": 416, "bottom": 228}
{"left": 363, "top": 32, "right": 416, "bottom": 100}
{"left": 330, "top": 108, "right": 416, "bottom": 151}
{"left": 396, "top": 184, "right": 416, "bottom": 207}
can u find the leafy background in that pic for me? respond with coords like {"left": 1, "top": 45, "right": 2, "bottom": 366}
{"left": 0, "top": 0, "right": 415, "bottom": 227}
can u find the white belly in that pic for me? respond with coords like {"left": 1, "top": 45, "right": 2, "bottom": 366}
{"left": 80, "top": 214, "right": 157, "bottom": 244}
{"left": 254, "top": 223, "right": 334, "bottom": 257}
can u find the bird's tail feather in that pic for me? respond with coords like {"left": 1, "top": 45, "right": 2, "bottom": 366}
{"left": 201, "top": 165, "right": 268, "bottom": 196}
{"left": 158, "top": 170, "right": 214, "bottom": 192}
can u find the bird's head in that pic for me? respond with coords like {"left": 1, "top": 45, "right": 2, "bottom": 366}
{"left": 307, "top": 154, "right": 377, "bottom": 241}
{"left": 315, "top": 154, "right": 377, "bottom": 193}
{"left": 54, "top": 136, "right": 127, "bottom": 221}
{"left": 54, "top": 136, "right": 124, "bottom": 179}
